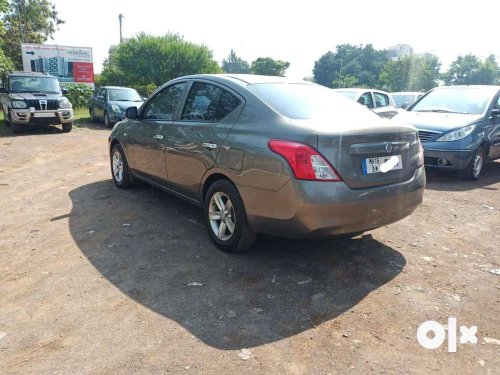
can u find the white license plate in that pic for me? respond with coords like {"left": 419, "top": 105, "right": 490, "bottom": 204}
{"left": 362, "top": 155, "right": 403, "bottom": 174}
{"left": 33, "top": 112, "right": 56, "bottom": 118}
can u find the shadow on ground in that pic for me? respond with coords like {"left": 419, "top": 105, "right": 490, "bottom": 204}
{"left": 68, "top": 180, "right": 405, "bottom": 349}
{"left": 425, "top": 161, "right": 500, "bottom": 192}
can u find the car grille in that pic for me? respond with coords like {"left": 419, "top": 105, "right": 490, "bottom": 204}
{"left": 25, "top": 99, "right": 59, "bottom": 110}
{"left": 418, "top": 130, "right": 441, "bottom": 142}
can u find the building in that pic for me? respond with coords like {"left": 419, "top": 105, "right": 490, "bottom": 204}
{"left": 31, "top": 56, "right": 69, "bottom": 77}
{"left": 387, "top": 44, "right": 414, "bottom": 60}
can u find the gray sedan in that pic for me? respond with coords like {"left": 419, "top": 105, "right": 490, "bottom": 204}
{"left": 109, "top": 74, "right": 425, "bottom": 252}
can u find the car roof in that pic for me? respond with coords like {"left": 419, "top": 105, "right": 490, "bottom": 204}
{"left": 391, "top": 92, "right": 423, "bottom": 95}
{"left": 176, "top": 74, "right": 314, "bottom": 87}
{"left": 432, "top": 85, "right": 500, "bottom": 90}
{"left": 8, "top": 71, "right": 56, "bottom": 78}
{"left": 100, "top": 86, "right": 137, "bottom": 90}
{"left": 333, "top": 88, "right": 391, "bottom": 94}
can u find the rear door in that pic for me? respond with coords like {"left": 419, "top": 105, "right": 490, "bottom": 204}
{"left": 165, "top": 80, "right": 243, "bottom": 200}
{"left": 125, "top": 82, "right": 188, "bottom": 184}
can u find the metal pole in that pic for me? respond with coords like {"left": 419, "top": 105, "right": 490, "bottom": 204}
{"left": 118, "top": 14, "right": 124, "bottom": 44}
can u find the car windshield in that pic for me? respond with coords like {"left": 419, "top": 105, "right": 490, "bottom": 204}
{"left": 335, "top": 91, "right": 357, "bottom": 99}
{"left": 9, "top": 76, "right": 61, "bottom": 94}
{"left": 108, "top": 88, "right": 142, "bottom": 101}
{"left": 248, "top": 83, "right": 379, "bottom": 121}
{"left": 410, "top": 87, "right": 494, "bottom": 115}
{"left": 392, "top": 94, "right": 416, "bottom": 107}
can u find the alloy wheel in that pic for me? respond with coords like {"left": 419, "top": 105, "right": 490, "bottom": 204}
{"left": 472, "top": 152, "right": 483, "bottom": 178}
{"left": 112, "top": 150, "right": 124, "bottom": 183}
{"left": 208, "top": 192, "right": 236, "bottom": 241}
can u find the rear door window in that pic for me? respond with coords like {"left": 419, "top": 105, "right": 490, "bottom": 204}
{"left": 181, "top": 82, "right": 240, "bottom": 122}
{"left": 358, "top": 92, "right": 374, "bottom": 108}
{"left": 374, "top": 92, "right": 390, "bottom": 107}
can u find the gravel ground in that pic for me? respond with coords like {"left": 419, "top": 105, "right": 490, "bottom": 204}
{"left": 0, "top": 124, "right": 499, "bottom": 374}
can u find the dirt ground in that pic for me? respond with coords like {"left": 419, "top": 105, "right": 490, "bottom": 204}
{"left": 0, "top": 123, "right": 499, "bottom": 374}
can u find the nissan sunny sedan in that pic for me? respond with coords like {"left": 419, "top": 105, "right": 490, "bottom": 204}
{"left": 109, "top": 74, "right": 425, "bottom": 252}
{"left": 394, "top": 85, "right": 500, "bottom": 180}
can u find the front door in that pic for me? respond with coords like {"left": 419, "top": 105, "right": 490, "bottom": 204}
{"left": 125, "top": 82, "right": 188, "bottom": 184}
{"left": 489, "top": 96, "right": 500, "bottom": 158}
{"left": 165, "top": 81, "right": 242, "bottom": 201}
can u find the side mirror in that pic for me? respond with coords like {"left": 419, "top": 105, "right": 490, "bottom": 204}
{"left": 491, "top": 108, "right": 500, "bottom": 117}
{"left": 125, "top": 106, "right": 138, "bottom": 119}
{"left": 61, "top": 88, "right": 68, "bottom": 95}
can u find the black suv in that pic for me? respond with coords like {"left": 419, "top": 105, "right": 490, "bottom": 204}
{"left": 0, "top": 72, "right": 73, "bottom": 133}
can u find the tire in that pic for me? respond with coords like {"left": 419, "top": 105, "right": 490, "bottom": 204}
{"left": 89, "top": 107, "right": 96, "bottom": 123}
{"left": 11, "top": 122, "right": 21, "bottom": 134}
{"left": 110, "top": 144, "right": 134, "bottom": 189}
{"left": 203, "top": 179, "right": 256, "bottom": 253}
{"left": 463, "top": 147, "right": 485, "bottom": 180}
{"left": 62, "top": 122, "right": 73, "bottom": 133}
{"left": 104, "top": 112, "right": 113, "bottom": 129}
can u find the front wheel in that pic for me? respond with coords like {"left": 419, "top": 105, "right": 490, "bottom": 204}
{"left": 204, "top": 180, "right": 256, "bottom": 253}
{"left": 3, "top": 109, "right": 11, "bottom": 127}
{"left": 62, "top": 122, "right": 73, "bottom": 133}
{"left": 463, "top": 147, "right": 485, "bottom": 180}
{"left": 89, "top": 107, "right": 96, "bottom": 123}
{"left": 110, "top": 144, "right": 134, "bottom": 189}
{"left": 104, "top": 112, "right": 113, "bottom": 128}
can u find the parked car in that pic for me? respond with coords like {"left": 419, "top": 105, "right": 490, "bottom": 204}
{"left": 89, "top": 86, "right": 143, "bottom": 128}
{"left": 333, "top": 88, "right": 400, "bottom": 118}
{"left": 393, "top": 85, "right": 500, "bottom": 180}
{"left": 109, "top": 74, "right": 425, "bottom": 252}
{"left": 391, "top": 92, "right": 425, "bottom": 109}
{"left": 0, "top": 71, "right": 73, "bottom": 133}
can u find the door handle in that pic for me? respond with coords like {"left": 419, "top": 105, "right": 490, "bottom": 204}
{"left": 153, "top": 134, "right": 164, "bottom": 140}
{"left": 202, "top": 142, "right": 217, "bottom": 149}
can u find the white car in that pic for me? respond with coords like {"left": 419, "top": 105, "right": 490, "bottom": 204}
{"left": 333, "top": 88, "right": 400, "bottom": 118}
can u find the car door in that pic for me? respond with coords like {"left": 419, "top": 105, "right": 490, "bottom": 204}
{"left": 94, "top": 88, "right": 106, "bottom": 119}
{"left": 489, "top": 95, "right": 500, "bottom": 158}
{"left": 165, "top": 81, "right": 243, "bottom": 201}
{"left": 373, "top": 91, "right": 399, "bottom": 119}
{"left": 125, "top": 82, "right": 188, "bottom": 184}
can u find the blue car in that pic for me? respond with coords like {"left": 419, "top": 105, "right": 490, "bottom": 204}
{"left": 89, "top": 86, "right": 144, "bottom": 128}
{"left": 393, "top": 86, "right": 500, "bottom": 180}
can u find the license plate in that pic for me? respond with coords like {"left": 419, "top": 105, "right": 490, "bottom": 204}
{"left": 362, "top": 155, "right": 402, "bottom": 174}
{"left": 33, "top": 112, "right": 56, "bottom": 118}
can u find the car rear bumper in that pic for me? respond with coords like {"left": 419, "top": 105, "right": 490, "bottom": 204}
{"left": 239, "top": 167, "right": 425, "bottom": 238}
{"left": 423, "top": 148, "right": 472, "bottom": 170}
{"left": 11, "top": 109, "right": 73, "bottom": 125}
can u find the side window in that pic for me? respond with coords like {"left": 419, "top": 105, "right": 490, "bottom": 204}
{"left": 143, "top": 82, "right": 187, "bottom": 120}
{"left": 181, "top": 82, "right": 240, "bottom": 122}
{"left": 495, "top": 96, "right": 500, "bottom": 109}
{"left": 97, "top": 88, "right": 106, "bottom": 98}
{"left": 358, "top": 92, "right": 374, "bottom": 108}
{"left": 374, "top": 92, "right": 390, "bottom": 107}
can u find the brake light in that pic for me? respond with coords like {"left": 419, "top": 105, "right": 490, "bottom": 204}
{"left": 268, "top": 139, "right": 342, "bottom": 181}
{"left": 417, "top": 139, "right": 424, "bottom": 168}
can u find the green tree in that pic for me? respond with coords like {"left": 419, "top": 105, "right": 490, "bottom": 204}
{"left": 0, "top": 0, "right": 14, "bottom": 74}
{"left": 332, "top": 74, "right": 358, "bottom": 88}
{"left": 313, "top": 44, "right": 389, "bottom": 88}
{"left": 1, "top": 0, "right": 64, "bottom": 69}
{"left": 443, "top": 54, "right": 499, "bottom": 85}
{"left": 222, "top": 49, "right": 250, "bottom": 73}
{"left": 250, "top": 57, "right": 290, "bottom": 76}
{"left": 98, "top": 33, "right": 222, "bottom": 96}
{"left": 379, "top": 55, "right": 441, "bottom": 91}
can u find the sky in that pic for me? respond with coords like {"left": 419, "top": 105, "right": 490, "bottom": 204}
{"left": 50, "top": 0, "right": 500, "bottom": 79}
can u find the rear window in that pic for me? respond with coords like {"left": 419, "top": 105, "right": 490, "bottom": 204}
{"left": 248, "top": 83, "right": 379, "bottom": 121}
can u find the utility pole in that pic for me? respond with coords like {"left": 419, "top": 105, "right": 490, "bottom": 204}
{"left": 118, "top": 14, "right": 124, "bottom": 44}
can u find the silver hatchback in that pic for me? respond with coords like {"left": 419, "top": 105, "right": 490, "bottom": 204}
{"left": 109, "top": 74, "right": 425, "bottom": 252}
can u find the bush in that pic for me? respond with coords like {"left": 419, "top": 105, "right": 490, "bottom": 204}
{"left": 64, "top": 84, "right": 94, "bottom": 109}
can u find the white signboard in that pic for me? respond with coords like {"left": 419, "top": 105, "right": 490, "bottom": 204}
{"left": 21, "top": 43, "right": 94, "bottom": 85}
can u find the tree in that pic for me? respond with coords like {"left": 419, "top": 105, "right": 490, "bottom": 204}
{"left": 0, "top": 0, "right": 14, "bottom": 74}
{"left": 379, "top": 55, "right": 441, "bottom": 92}
{"left": 98, "top": 33, "right": 222, "bottom": 96}
{"left": 443, "top": 54, "right": 499, "bottom": 85}
{"left": 1, "top": 0, "right": 64, "bottom": 69}
{"left": 222, "top": 49, "right": 250, "bottom": 74}
{"left": 313, "top": 44, "right": 389, "bottom": 88}
{"left": 250, "top": 57, "right": 290, "bottom": 76}
{"left": 332, "top": 74, "right": 358, "bottom": 88}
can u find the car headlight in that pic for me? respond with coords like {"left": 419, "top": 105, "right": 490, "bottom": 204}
{"left": 436, "top": 125, "right": 476, "bottom": 142}
{"left": 12, "top": 100, "right": 27, "bottom": 109}
{"left": 59, "top": 99, "right": 72, "bottom": 109}
{"left": 111, "top": 104, "right": 121, "bottom": 113}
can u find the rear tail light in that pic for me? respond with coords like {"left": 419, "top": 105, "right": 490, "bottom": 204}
{"left": 268, "top": 139, "right": 342, "bottom": 181}
{"left": 417, "top": 139, "right": 424, "bottom": 168}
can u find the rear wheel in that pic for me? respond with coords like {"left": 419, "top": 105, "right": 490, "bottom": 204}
{"left": 62, "top": 122, "right": 73, "bottom": 133}
{"left": 204, "top": 180, "right": 256, "bottom": 253}
{"left": 463, "top": 147, "right": 485, "bottom": 180}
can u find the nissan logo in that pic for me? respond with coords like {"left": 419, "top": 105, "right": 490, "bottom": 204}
{"left": 385, "top": 143, "right": 393, "bottom": 153}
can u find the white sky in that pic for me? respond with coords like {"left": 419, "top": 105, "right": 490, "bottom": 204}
{"left": 50, "top": 0, "right": 500, "bottom": 79}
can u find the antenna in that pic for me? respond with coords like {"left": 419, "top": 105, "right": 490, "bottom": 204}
{"left": 118, "top": 14, "right": 124, "bottom": 44}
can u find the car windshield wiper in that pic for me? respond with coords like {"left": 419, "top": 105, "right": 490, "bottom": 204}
{"left": 415, "top": 109, "right": 471, "bottom": 114}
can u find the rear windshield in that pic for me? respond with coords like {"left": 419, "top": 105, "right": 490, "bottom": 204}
{"left": 248, "top": 83, "right": 378, "bottom": 120}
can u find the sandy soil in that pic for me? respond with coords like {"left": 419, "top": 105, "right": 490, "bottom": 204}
{"left": 0, "top": 123, "right": 499, "bottom": 374}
